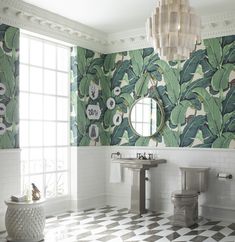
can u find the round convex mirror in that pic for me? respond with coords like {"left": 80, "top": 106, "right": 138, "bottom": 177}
{"left": 129, "top": 97, "right": 164, "bottom": 137}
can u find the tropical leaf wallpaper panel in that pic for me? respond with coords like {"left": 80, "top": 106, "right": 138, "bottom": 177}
{"left": 71, "top": 35, "right": 235, "bottom": 148}
{"left": 0, "top": 24, "right": 19, "bottom": 149}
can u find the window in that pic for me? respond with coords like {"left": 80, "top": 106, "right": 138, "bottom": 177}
{"left": 20, "top": 32, "right": 70, "bottom": 199}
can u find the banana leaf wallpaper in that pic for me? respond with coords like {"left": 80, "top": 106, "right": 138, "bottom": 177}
{"left": 0, "top": 24, "right": 19, "bottom": 149}
{"left": 71, "top": 35, "right": 235, "bottom": 148}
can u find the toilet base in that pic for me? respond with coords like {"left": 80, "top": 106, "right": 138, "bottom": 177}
{"left": 171, "top": 207, "right": 197, "bottom": 227}
{"left": 171, "top": 192, "right": 198, "bottom": 227}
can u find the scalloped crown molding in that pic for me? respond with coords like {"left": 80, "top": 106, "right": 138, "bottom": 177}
{"left": 0, "top": 0, "right": 235, "bottom": 53}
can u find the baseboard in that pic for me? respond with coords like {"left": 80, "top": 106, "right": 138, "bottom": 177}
{"left": 44, "top": 197, "right": 71, "bottom": 216}
{"left": 149, "top": 196, "right": 173, "bottom": 214}
{"left": 105, "top": 194, "right": 130, "bottom": 209}
{"left": 75, "top": 194, "right": 106, "bottom": 211}
{"left": 201, "top": 204, "right": 235, "bottom": 222}
{"left": 0, "top": 212, "right": 5, "bottom": 232}
{"left": 70, "top": 199, "right": 78, "bottom": 211}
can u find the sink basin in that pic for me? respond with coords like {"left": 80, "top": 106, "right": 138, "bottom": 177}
{"left": 115, "top": 158, "right": 166, "bottom": 169}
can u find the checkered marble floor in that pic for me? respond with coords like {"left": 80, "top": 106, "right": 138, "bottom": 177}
{"left": 1, "top": 206, "right": 235, "bottom": 242}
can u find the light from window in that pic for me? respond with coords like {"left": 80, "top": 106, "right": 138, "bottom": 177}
{"left": 20, "top": 33, "right": 70, "bottom": 199}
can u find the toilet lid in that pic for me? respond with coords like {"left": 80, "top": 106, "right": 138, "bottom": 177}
{"left": 172, "top": 190, "right": 198, "bottom": 198}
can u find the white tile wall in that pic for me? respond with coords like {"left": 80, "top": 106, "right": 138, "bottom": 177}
{"left": 70, "top": 147, "right": 78, "bottom": 209}
{"left": 105, "top": 147, "right": 235, "bottom": 222}
{"left": 0, "top": 149, "right": 21, "bottom": 231}
{"left": 1, "top": 146, "right": 234, "bottom": 232}
{"left": 71, "top": 147, "right": 107, "bottom": 210}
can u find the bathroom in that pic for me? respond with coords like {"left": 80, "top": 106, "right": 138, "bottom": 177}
{"left": 0, "top": 0, "right": 235, "bottom": 241}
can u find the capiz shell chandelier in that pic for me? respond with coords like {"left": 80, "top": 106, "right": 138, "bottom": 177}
{"left": 146, "top": 0, "right": 201, "bottom": 61}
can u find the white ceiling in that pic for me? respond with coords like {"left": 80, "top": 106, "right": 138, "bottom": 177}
{"left": 23, "top": 0, "right": 235, "bottom": 34}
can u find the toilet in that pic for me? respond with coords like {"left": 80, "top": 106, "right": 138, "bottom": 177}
{"left": 171, "top": 167, "right": 209, "bottom": 227}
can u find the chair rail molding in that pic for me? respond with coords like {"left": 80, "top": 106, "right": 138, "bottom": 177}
{"left": 0, "top": 0, "right": 235, "bottom": 54}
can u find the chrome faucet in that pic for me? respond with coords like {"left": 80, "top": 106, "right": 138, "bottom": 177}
{"left": 137, "top": 152, "right": 153, "bottom": 160}
{"left": 111, "top": 151, "right": 121, "bottom": 158}
{"left": 148, "top": 153, "right": 153, "bottom": 160}
{"left": 137, "top": 152, "right": 147, "bottom": 160}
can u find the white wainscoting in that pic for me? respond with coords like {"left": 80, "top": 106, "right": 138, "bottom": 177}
{"left": 72, "top": 146, "right": 235, "bottom": 222}
{"left": 1, "top": 146, "right": 234, "bottom": 232}
{"left": 105, "top": 147, "right": 235, "bottom": 222}
{"left": 71, "top": 147, "right": 107, "bottom": 211}
{"left": 0, "top": 149, "right": 21, "bottom": 231}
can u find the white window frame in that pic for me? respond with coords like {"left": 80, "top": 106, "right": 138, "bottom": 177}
{"left": 19, "top": 31, "right": 71, "bottom": 201}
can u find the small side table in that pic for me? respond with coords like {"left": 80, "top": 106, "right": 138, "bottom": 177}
{"left": 5, "top": 199, "right": 45, "bottom": 242}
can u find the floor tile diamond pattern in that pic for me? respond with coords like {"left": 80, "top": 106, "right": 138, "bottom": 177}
{"left": 0, "top": 206, "right": 235, "bottom": 241}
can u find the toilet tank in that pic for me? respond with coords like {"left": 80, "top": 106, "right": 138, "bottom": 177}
{"left": 180, "top": 167, "right": 209, "bottom": 193}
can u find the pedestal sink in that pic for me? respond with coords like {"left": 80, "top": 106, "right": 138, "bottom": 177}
{"left": 115, "top": 158, "right": 166, "bottom": 214}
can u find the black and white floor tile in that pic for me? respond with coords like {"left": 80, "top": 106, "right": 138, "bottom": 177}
{"left": 1, "top": 206, "right": 235, "bottom": 241}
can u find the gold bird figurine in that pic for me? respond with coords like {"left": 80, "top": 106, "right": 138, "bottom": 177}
{"left": 32, "top": 183, "right": 41, "bottom": 201}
